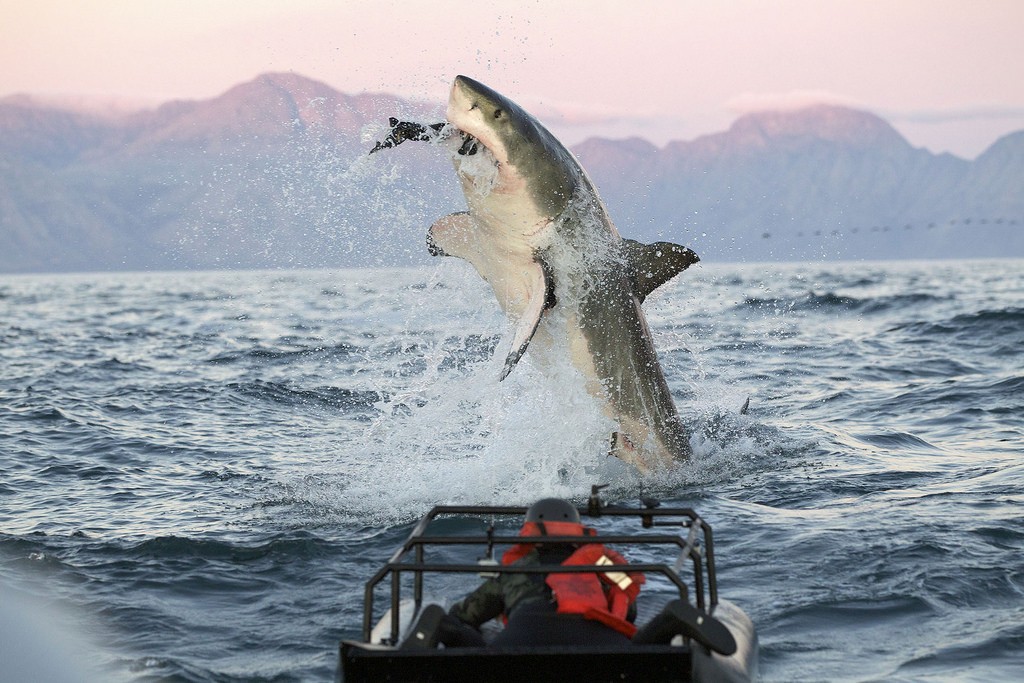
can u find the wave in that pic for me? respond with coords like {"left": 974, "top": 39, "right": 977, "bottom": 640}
{"left": 226, "top": 380, "right": 384, "bottom": 410}
{"left": 125, "top": 533, "right": 340, "bottom": 563}
{"left": 853, "top": 430, "right": 942, "bottom": 451}
{"left": 739, "top": 291, "right": 950, "bottom": 314}
{"left": 889, "top": 306, "right": 1024, "bottom": 337}
{"left": 206, "top": 341, "right": 360, "bottom": 365}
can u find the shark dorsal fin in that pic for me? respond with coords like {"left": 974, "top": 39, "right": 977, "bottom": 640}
{"left": 622, "top": 239, "right": 700, "bottom": 303}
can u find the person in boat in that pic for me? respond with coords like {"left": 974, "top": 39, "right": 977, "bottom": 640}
{"left": 409, "top": 498, "right": 644, "bottom": 649}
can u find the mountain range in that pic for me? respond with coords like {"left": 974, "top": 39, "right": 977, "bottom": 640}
{"left": 1, "top": 72, "right": 1021, "bottom": 273}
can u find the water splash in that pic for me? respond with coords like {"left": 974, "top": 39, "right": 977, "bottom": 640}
{"left": 253, "top": 266, "right": 788, "bottom": 526}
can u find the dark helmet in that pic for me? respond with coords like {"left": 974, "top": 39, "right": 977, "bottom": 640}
{"left": 525, "top": 498, "right": 580, "bottom": 524}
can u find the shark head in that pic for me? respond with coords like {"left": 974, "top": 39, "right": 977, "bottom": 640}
{"left": 447, "top": 75, "right": 579, "bottom": 219}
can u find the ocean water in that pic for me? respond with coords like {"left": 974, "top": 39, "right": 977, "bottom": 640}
{"left": 1, "top": 258, "right": 1021, "bottom": 682}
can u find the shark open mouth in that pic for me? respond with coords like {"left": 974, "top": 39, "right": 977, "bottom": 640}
{"left": 456, "top": 134, "right": 479, "bottom": 156}
{"left": 451, "top": 134, "right": 499, "bottom": 195}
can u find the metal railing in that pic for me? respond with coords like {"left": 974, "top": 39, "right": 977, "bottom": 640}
{"left": 359, "top": 494, "right": 719, "bottom": 644}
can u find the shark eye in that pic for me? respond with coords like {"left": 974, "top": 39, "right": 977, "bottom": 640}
{"left": 493, "top": 109, "right": 503, "bottom": 119}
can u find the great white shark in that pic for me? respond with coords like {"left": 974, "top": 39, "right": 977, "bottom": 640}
{"left": 373, "top": 76, "right": 699, "bottom": 471}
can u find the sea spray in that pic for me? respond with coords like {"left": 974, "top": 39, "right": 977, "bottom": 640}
{"left": 277, "top": 263, "right": 790, "bottom": 525}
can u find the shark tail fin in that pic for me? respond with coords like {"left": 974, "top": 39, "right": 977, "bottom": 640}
{"left": 622, "top": 239, "right": 700, "bottom": 303}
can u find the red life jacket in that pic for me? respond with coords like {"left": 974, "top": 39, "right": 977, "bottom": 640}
{"left": 501, "top": 521, "right": 645, "bottom": 638}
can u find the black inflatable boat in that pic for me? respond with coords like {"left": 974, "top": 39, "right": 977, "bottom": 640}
{"left": 339, "top": 488, "right": 757, "bottom": 682}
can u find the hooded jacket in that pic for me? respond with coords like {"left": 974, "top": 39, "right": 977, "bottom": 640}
{"left": 448, "top": 520, "right": 643, "bottom": 636}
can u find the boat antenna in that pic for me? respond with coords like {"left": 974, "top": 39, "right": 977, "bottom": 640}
{"left": 588, "top": 483, "right": 609, "bottom": 517}
{"left": 477, "top": 520, "right": 500, "bottom": 578}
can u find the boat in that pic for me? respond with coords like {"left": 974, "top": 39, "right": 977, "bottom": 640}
{"left": 338, "top": 486, "right": 757, "bottom": 682}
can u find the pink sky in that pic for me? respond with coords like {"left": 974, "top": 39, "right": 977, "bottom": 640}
{"left": 2, "top": 0, "right": 1022, "bottom": 158}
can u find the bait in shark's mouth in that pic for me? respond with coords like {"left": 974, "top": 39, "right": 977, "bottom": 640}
{"left": 456, "top": 136, "right": 479, "bottom": 156}
{"left": 368, "top": 118, "right": 448, "bottom": 154}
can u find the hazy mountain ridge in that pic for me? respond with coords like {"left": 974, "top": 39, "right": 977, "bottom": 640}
{"left": 1, "top": 72, "right": 1021, "bottom": 273}
{"left": 576, "top": 108, "right": 1021, "bottom": 261}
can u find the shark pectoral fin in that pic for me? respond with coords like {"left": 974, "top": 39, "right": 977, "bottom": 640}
{"left": 622, "top": 239, "right": 700, "bottom": 303}
{"left": 499, "top": 260, "right": 553, "bottom": 381}
{"left": 427, "top": 212, "right": 473, "bottom": 259}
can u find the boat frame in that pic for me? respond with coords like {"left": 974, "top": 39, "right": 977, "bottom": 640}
{"left": 339, "top": 488, "right": 755, "bottom": 682}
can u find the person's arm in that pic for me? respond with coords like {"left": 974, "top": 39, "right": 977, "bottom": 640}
{"left": 448, "top": 579, "right": 506, "bottom": 629}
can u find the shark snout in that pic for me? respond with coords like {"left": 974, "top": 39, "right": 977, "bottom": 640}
{"left": 447, "top": 76, "right": 473, "bottom": 123}
{"left": 451, "top": 75, "right": 472, "bottom": 99}
{"left": 446, "top": 75, "right": 507, "bottom": 165}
